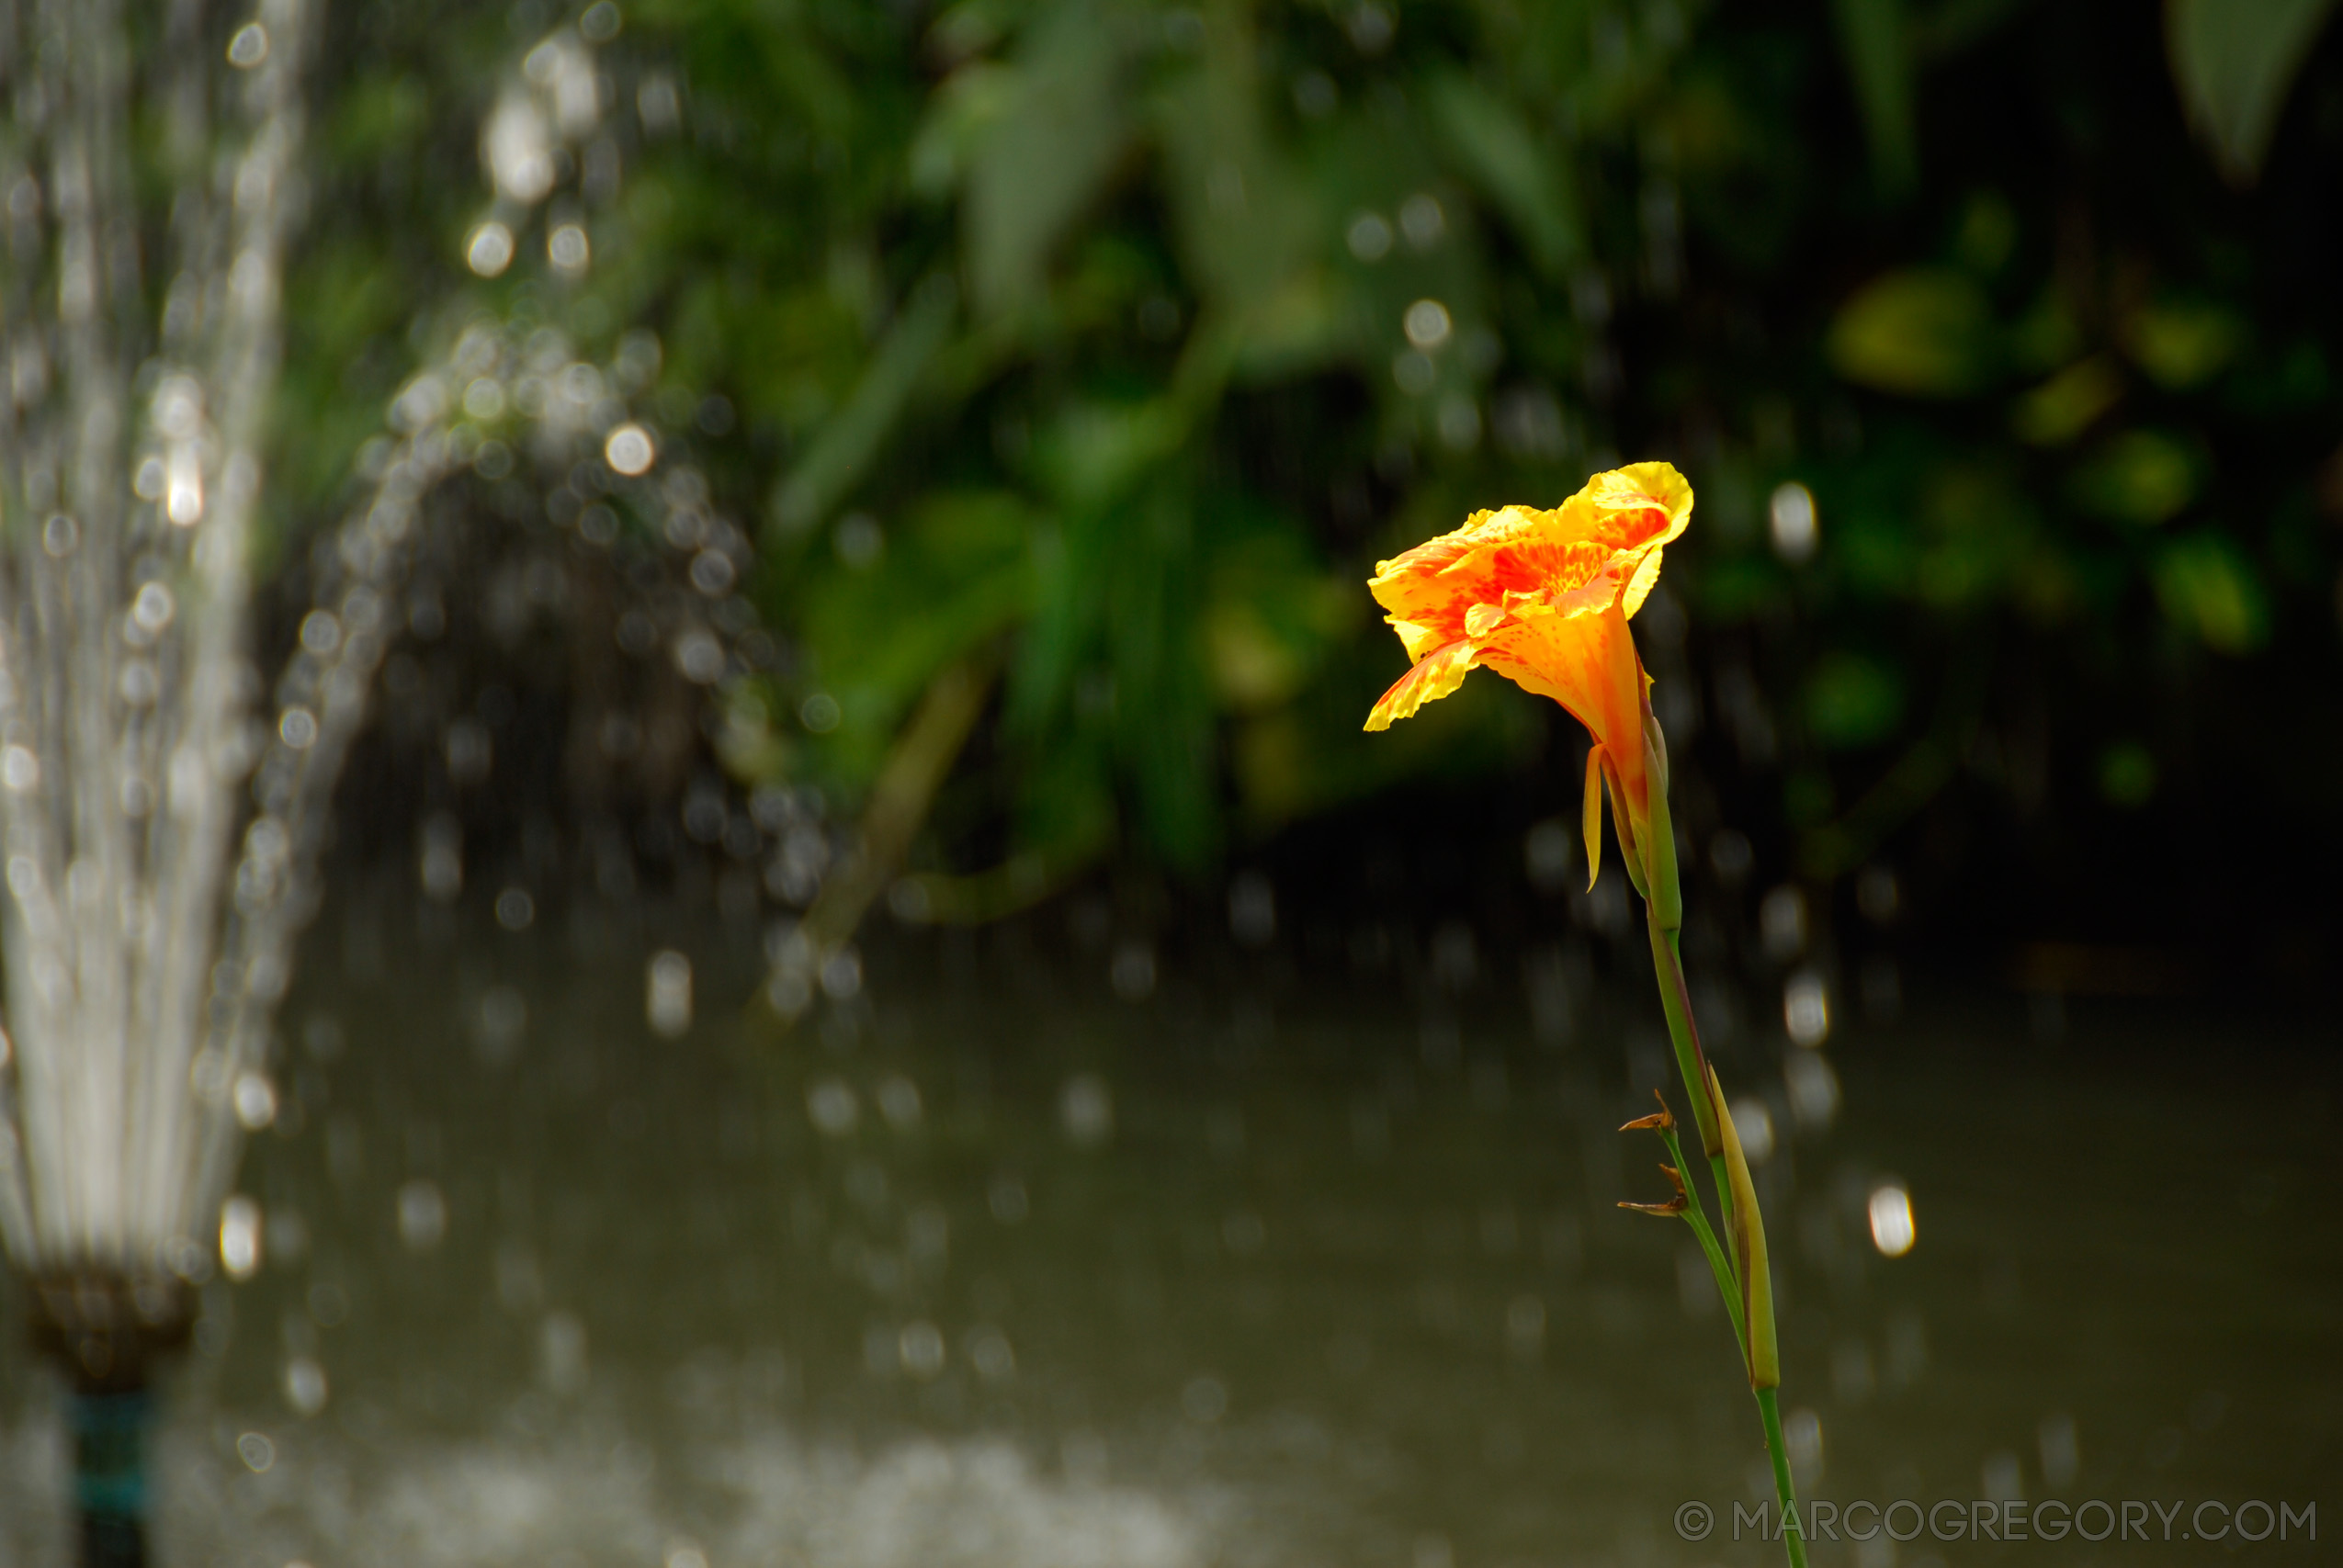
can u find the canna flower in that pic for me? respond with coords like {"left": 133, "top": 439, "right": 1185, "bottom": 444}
{"left": 1364, "top": 462, "right": 1692, "bottom": 887}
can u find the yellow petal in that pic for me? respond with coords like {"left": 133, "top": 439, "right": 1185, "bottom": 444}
{"left": 1480, "top": 600, "right": 1653, "bottom": 835}
{"left": 1390, "top": 618, "right": 1447, "bottom": 661}
{"left": 1581, "top": 743, "right": 1606, "bottom": 888}
{"left": 1364, "top": 637, "right": 1478, "bottom": 731}
{"left": 1590, "top": 461, "right": 1693, "bottom": 551}
{"left": 1622, "top": 545, "right": 1665, "bottom": 619}
{"left": 1464, "top": 601, "right": 1509, "bottom": 637}
{"left": 1601, "top": 745, "right": 1647, "bottom": 902}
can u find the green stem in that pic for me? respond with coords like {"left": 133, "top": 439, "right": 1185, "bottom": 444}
{"left": 1646, "top": 909, "right": 1737, "bottom": 1249}
{"left": 1756, "top": 1386, "right": 1811, "bottom": 1568}
{"left": 1657, "top": 1122, "right": 1746, "bottom": 1361}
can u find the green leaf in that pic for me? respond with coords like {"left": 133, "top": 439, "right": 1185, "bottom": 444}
{"left": 1827, "top": 268, "right": 2000, "bottom": 396}
{"left": 2122, "top": 299, "right": 2245, "bottom": 389}
{"left": 2009, "top": 355, "right": 2122, "bottom": 447}
{"left": 2067, "top": 431, "right": 2200, "bottom": 526}
{"left": 2154, "top": 532, "right": 2269, "bottom": 653}
{"left": 796, "top": 490, "right": 1036, "bottom": 784}
{"left": 2167, "top": 0, "right": 2341, "bottom": 185}
{"left": 1805, "top": 652, "right": 1907, "bottom": 749}
{"left": 957, "top": 4, "right": 1138, "bottom": 314}
{"left": 768, "top": 274, "right": 961, "bottom": 539}
{"left": 1832, "top": 0, "right": 1917, "bottom": 195}
{"left": 2097, "top": 741, "right": 2158, "bottom": 807}
{"left": 1152, "top": 7, "right": 1319, "bottom": 331}
{"left": 1424, "top": 70, "right": 1582, "bottom": 276}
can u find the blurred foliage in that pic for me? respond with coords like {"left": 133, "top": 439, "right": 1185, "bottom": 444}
{"left": 272, "top": 0, "right": 2343, "bottom": 918}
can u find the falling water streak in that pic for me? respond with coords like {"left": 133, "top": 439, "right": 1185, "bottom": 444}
{"left": 189, "top": 16, "right": 755, "bottom": 1218}
{"left": 0, "top": 0, "right": 312, "bottom": 1275}
{"left": 0, "top": 3, "right": 758, "bottom": 1286}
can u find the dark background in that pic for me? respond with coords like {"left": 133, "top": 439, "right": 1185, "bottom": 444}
{"left": 263, "top": 0, "right": 2343, "bottom": 999}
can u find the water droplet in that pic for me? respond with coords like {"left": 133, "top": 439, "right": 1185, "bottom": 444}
{"left": 283, "top": 1355, "right": 328, "bottom": 1416}
{"left": 548, "top": 223, "right": 591, "bottom": 274}
{"left": 807, "top": 1076, "right": 858, "bottom": 1136}
{"left": 877, "top": 1074, "right": 922, "bottom": 1129}
{"left": 1346, "top": 211, "right": 1394, "bottom": 263}
{"left": 899, "top": 1320, "right": 946, "bottom": 1378}
{"left": 1180, "top": 1375, "right": 1228, "bottom": 1423}
{"left": 164, "top": 448, "right": 203, "bottom": 525}
{"left": 1786, "top": 1408, "right": 1826, "bottom": 1480}
{"left": 647, "top": 950, "right": 692, "bottom": 1035}
{"left": 689, "top": 547, "right": 736, "bottom": 596}
{"left": 1770, "top": 481, "right": 1818, "bottom": 562}
{"left": 444, "top": 717, "right": 492, "bottom": 784}
{"left": 1228, "top": 872, "right": 1275, "bottom": 946}
{"left": 2, "top": 745, "right": 40, "bottom": 793}
{"left": 968, "top": 1327, "right": 1015, "bottom": 1382}
{"left": 540, "top": 1311, "right": 589, "bottom": 1393}
{"left": 1522, "top": 821, "right": 1575, "bottom": 892}
{"left": 1760, "top": 883, "right": 1807, "bottom": 960}
{"left": 461, "top": 377, "right": 506, "bottom": 422}
{"left": 2038, "top": 1412, "right": 2079, "bottom": 1489}
{"left": 235, "top": 1430, "right": 275, "bottom": 1472}
{"left": 1784, "top": 1047, "right": 1839, "bottom": 1128}
{"left": 1389, "top": 348, "right": 1436, "bottom": 397}
{"left": 467, "top": 220, "right": 515, "bottom": 277}
{"left": 1060, "top": 1074, "right": 1113, "bottom": 1145}
{"left": 131, "top": 581, "right": 176, "bottom": 634}
{"left": 1436, "top": 393, "right": 1481, "bottom": 451}
{"left": 397, "top": 1179, "right": 447, "bottom": 1252}
{"left": 821, "top": 946, "right": 863, "bottom": 999}
{"left": 1398, "top": 191, "right": 1443, "bottom": 248}
{"left": 232, "top": 1072, "right": 277, "bottom": 1130}
{"left": 419, "top": 812, "right": 462, "bottom": 901}
{"left": 675, "top": 626, "right": 726, "bottom": 684}
{"left": 1403, "top": 299, "right": 1453, "bottom": 350}
{"left": 1868, "top": 1182, "right": 1916, "bottom": 1257}
{"left": 605, "top": 422, "right": 655, "bottom": 476}
{"left": 220, "top": 1195, "right": 263, "bottom": 1279}
{"left": 638, "top": 73, "right": 682, "bottom": 134}
{"left": 226, "top": 22, "right": 268, "bottom": 68}
{"left": 1109, "top": 942, "right": 1156, "bottom": 1000}
{"left": 474, "top": 985, "right": 527, "bottom": 1066}
{"left": 1783, "top": 970, "right": 1830, "bottom": 1046}
{"left": 798, "top": 691, "right": 842, "bottom": 732}
{"left": 484, "top": 95, "right": 555, "bottom": 205}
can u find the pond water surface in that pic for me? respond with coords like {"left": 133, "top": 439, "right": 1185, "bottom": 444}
{"left": 2, "top": 895, "right": 2333, "bottom": 1567}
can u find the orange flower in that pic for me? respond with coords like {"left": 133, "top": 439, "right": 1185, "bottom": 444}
{"left": 1364, "top": 461, "right": 1692, "bottom": 881}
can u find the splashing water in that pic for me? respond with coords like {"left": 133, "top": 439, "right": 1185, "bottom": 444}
{"left": 0, "top": 0, "right": 767, "bottom": 1292}
{"left": 0, "top": 0, "right": 313, "bottom": 1281}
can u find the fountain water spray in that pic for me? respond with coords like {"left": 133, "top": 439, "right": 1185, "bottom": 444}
{"left": 2, "top": 3, "right": 775, "bottom": 1545}
{"left": 0, "top": 0, "right": 312, "bottom": 1559}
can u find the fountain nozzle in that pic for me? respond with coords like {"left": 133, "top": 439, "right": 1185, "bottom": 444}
{"left": 23, "top": 1271, "right": 197, "bottom": 1568}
